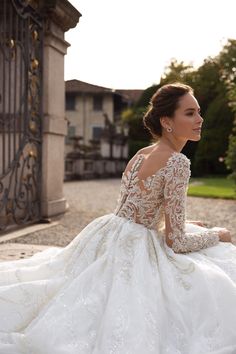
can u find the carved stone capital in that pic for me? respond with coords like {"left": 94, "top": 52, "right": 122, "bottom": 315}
{"left": 39, "top": 0, "right": 81, "bottom": 32}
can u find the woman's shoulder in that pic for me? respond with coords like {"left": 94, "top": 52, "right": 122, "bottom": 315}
{"left": 137, "top": 144, "right": 156, "bottom": 155}
{"left": 168, "top": 151, "right": 190, "bottom": 165}
{"left": 138, "top": 145, "right": 190, "bottom": 165}
{"left": 124, "top": 145, "right": 190, "bottom": 178}
{"left": 164, "top": 152, "right": 191, "bottom": 180}
{"left": 122, "top": 145, "right": 154, "bottom": 175}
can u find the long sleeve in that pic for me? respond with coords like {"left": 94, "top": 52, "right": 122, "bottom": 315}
{"left": 163, "top": 154, "right": 220, "bottom": 253}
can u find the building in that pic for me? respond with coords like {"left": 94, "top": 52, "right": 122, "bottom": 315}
{"left": 64, "top": 80, "right": 143, "bottom": 179}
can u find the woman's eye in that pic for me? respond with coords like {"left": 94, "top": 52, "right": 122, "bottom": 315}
{"left": 186, "top": 112, "right": 194, "bottom": 116}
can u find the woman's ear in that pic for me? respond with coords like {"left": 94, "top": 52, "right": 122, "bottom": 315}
{"left": 160, "top": 117, "right": 171, "bottom": 130}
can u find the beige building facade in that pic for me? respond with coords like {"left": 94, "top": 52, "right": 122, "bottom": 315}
{"left": 66, "top": 91, "right": 114, "bottom": 147}
{"left": 65, "top": 80, "right": 137, "bottom": 146}
{"left": 64, "top": 80, "right": 143, "bottom": 179}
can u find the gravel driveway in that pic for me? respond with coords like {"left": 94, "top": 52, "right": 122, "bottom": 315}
{"left": 4, "top": 178, "right": 236, "bottom": 247}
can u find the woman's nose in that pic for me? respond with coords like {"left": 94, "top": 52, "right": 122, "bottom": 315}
{"left": 198, "top": 114, "right": 203, "bottom": 122}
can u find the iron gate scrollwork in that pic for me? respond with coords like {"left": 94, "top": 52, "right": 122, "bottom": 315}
{"left": 0, "top": 0, "right": 43, "bottom": 232}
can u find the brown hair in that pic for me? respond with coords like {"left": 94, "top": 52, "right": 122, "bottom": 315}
{"left": 143, "top": 82, "right": 194, "bottom": 139}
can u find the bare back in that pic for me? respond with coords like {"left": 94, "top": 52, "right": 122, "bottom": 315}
{"left": 123, "top": 144, "right": 177, "bottom": 184}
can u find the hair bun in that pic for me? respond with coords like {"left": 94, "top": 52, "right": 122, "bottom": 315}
{"left": 143, "top": 105, "right": 162, "bottom": 138}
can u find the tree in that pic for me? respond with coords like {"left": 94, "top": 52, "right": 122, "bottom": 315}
{"left": 189, "top": 39, "right": 236, "bottom": 176}
{"left": 189, "top": 54, "right": 233, "bottom": 175}
{"left": 121, "top": 84, "right": 163, "bottom": 158}
{"left": 225, "top": 132, "right": 236, "bottom": 185}
{"left": 219, "top": 39, "right": 236, "bottom": 184}
{"left": 225, "top": 84, "right": 236, "bottom": 184}
{"left": 121, "top": 43, "right": 236, "bottom": 170}
{"left": 135, "top": 84, "right": 160, "bottom": 108}
{"left": 121, "top": 106, "right": 150, "bottom": 158}
{"left": 160, "top": 59, "right": 195, "bottom": 86}
{"left": 194, "top": 94, "right": 233, "bottom": 175}
{"left": 218, "top": 39, "right": 236, "bottom": 179}
{"left": 192, "top": 58, "right": 223, "bottom": 114}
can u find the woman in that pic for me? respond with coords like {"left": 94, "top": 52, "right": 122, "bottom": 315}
{"left": 0, "top": 83, "right": 236, "bottom": 353}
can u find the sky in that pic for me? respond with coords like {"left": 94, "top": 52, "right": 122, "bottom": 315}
{"left": 65, "top": 0, "right": 236, "bottom": 90}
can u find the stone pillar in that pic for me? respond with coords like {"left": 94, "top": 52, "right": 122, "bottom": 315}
{"left": 41, "top": 1, "right": 81, "bottom": 217}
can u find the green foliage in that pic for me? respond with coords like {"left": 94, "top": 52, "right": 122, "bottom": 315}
{"left": 122, "top": 40, "right": 236, "bottom": 169}
{"left": 128, "top": 140, "right": 148, "bottom": 159}
{"left": 121, "top": 108, "right": 134, "bottom": 122}
{"left": 225, "top": 134, "right": 236, "bottom": 183}
{"left": 194, "top": 94, "right": 233, "bottom": 175}
{"left": 135, "top": 84, "right": 160, "bottom": 108}
{"left": 160, "top": 59, "right": 195, "bottom": 86}
{"left": 122, "top": 107, "right": 149, "bottom": 141}
{"left": 218, "top": 39, "right": 236, "bottom": 87}
{"left": 219, "top": 39, "right": 236, "bottom": 184}
{"left": 121, "top": 107, "right": 151, "bottom": 157}
{"left": 192, "top": 58, "right": 223, "bottom": 114}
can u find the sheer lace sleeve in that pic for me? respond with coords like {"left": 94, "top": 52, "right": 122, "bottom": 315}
{"left": 163, "top": 153, "right": 220, "bottom": 253}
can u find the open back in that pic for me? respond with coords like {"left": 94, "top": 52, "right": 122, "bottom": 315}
{"left": 114, "top": 152, "right": 181, "bottom": 231}
{"left": 114, "top": 151, "right": 220, "bottom": 253}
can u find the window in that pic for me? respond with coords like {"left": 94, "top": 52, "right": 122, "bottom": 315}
{"left": 68, "top": 125, "right": 76, "bottom": 136}
{"left": 92, "top": 126, "right": 103, "bottom": 140}
{"left": 66, "top": 94, "right": 76, "bottom": 110}
{"left": 93, "top": 95, "right": 103, "bottom": 111}
{"left": 65, "top": 125, "right": 76, "bottom": 144}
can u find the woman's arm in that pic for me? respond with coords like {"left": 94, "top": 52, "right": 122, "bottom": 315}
{"left": 163, "top": 154, "right": 220, "bottom": 253}
{"left": 186, "top": 220, "right": 205, "bottom": 227}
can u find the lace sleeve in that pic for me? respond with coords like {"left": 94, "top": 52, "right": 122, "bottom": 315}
{"left": 163, "top": 154, "right": 220, "bottom": 253}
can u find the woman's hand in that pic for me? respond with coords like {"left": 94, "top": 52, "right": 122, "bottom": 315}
{"left": 218, "top": 228, "right": 232, "bottom": 243}
{"left": 186, "top": 220, "right": 205, "bottom": 227}
{"left": 187, "top": 221, "right": 232, "bottom": 242}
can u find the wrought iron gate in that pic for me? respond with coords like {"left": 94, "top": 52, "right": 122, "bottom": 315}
{"left": 0, "top": 0, "right": 43, "bottom": 232}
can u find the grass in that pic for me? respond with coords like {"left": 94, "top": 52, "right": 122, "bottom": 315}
{"left": 188, "top": 176, "right": 236, "bottom": 200}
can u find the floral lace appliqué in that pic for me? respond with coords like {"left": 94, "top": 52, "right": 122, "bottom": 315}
{"left": 114, "top": 152, "right": 220, "bottom": 254}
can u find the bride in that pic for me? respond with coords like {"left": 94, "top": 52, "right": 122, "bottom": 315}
{"left": 0, "top": 83, "right": 236, "bottom": 354}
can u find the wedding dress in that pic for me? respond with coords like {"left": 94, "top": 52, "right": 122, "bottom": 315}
{"left": 0, "top": 152, "right": 236, "bottom": 354}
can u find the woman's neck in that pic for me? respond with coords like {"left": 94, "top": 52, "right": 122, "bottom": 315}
{"left": 156, "top": 135, "right": 186, "bottom": 153}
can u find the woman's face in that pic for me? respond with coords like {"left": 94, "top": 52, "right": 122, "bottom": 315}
{"left": 168, "top": 92, "right": 203, "bottom": 142}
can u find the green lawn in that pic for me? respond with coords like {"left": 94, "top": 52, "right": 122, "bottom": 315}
{"left": 188, "top": 177, "right": 236, "bottom": 200}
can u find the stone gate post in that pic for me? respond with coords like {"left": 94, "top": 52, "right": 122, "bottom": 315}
{"left": 41, "top": 1, "right": 81, "bottom": 218}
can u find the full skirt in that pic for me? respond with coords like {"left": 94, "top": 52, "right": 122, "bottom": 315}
{"left": 0, "top": 213, "right": 236, "bottom": 354}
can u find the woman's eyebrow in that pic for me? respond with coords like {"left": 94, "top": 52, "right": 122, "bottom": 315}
{"left": 184, "top": 107, "right": 200, "bottom": 112}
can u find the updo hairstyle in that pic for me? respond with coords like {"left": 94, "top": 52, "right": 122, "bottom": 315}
{"left": 143, "top": 82, "right": 194, "bottom": 139}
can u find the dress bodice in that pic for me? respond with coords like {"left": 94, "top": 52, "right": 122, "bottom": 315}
{"left": 114, "top": 152, "right": 184, "bottom": 231}
{"left": 114, "top": 151, "right": 220, "bottom": 253}
{"left": 114, "top": 152, "right": 189, "bottom": 231}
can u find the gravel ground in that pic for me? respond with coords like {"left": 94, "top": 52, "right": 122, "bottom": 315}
{"left": 3, "top": 178, "right": 236, "bottom": 247}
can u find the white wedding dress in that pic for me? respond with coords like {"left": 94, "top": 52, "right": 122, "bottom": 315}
{"left": 0, "top": 152, "right": 236, "bottom": 354}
